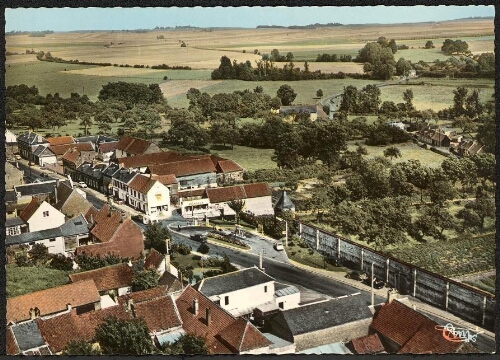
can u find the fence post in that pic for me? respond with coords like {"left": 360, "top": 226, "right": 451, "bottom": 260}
{"left": 299, "top": 222, "right": 302, "bottom": 238}
{"left": 482, "top": 296, "right": 487, "bottom": 326}
{"left": 445, "top": 282, "right": 449, "bottom": 311}
{"left": 315, "top": 229, "right": 319, "bottom": 250}
{"left": 413, "top": 268, "right": 417, "bottom": 297}
{"left": 337, "top": 237, "right": 341, "bottom": 259}
{"left": 360, "top": 248, "right": 364, "bottom": 271}
{"left": 386, "top": 258, "right": 390, "bottom": 283}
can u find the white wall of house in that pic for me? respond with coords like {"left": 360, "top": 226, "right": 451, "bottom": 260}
{"left": 6, "top": 130, "right": 17, "bottom": 143}
{"left": 210, "top": 196, "right": 274, "bottom": 218}
{"left": 209, "top": 281, "right": 275, "bottom": 315}
{"left": 27, "top": 202, "right": 65, "bottom": 232}
{"left": 39, "top": 155, "right": 57, "bottom": 167}
{"left": 28, "top": 236, "right": 66, "bottom": 254}
{"left": 118, "top": 286, "right": 132, "bottom": 296}
{"left": 112, "top": 179, "right": 129, "bottom": 201}
{"left": 275, "top": 292, "right": 301, "bottom": 311}
{"left": 144, "top": 181, "right": 171, "bottom": 220}
{"left": 181, "top": 198, "right": 210, "bottom": 218}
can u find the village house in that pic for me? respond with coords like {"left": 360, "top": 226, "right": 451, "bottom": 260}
{"left": 50, "top": 142, "right": 94, "bottom": 162}
{"left": 345, "top": 333, "right": 386, "bottom": 354}
{"left": 75, "top": 161, "right": 107, "bottom": 192}
{"left": 267, "top": 295, "right": 373, "bottom": 352}
{"left": 7, "top": 279, "right": 101, "bottom": 325}
{"left": 5, "top": 162, "right": 24, "bottom": 189}
{"left": 53, "top": 182, "right": 93, "bottom": 219}
{"left": 113, "top": 151, "right": 188, "bottom": 172}
{"left": 151, "top": 174, "right": 179, "bottom": 202}
{"left": 77, "top": 204, "right": 144, "bottom": 260}
{"left": 100, "top": 162, "right": 121, "bottom": 194}
{"left": 5, "top": 217, "right": 28, "bottom": 237}
{"left": 17, "top": 131, "right": 48, "bottom": 162}
{"left": 46, "top": 136, "right": 75, "bottom": 147}
{"left": 208, "top": 155, "right": 244, "bottom": 185}
{"left": 19, "top": 198, "right": 65, "bottom": 232}
{"left": 75, "top": 134, "right": 117, "bottom": 146}
{"left": 274, "top": 190, "right": 296, "bottom": 213}
{"left": 127, "top": 173, "right": 171, "bottom": 220}
{"left": 147, "top": 157, "right": 218, "bottom": 190}
{"left": 111, "top": 168, "right": 138, "bottom": 202}
{"left": 62, "top": 147, "right": 97, "bottom": 180}
{"left": 175, "top": 286, "right": 272, "bottom": 354}
{"left": 113, "top": 135, "right": 162, "bottom": 158}
{"left": 6, "top": 129, "right": 18, "bottom": 144}
{"left": 32, "top": 145, "right": 57, "bottom": 167}
{"left": 6, "top": 214, "right": 90, "bottom": 257}
{"left": 370, "top": 298, "right": 480, "bottom": 354}
{"left": 279, "top": 104, "right": 328, "bottom": 121}
{"left": 454, "top": 139, "right": 484, "bottom": 157}
{"left": 416, "top": 126, "right": 454, "bottom": 147}
{"left": 96, "top": 141, "right": 119, "bottom": 163}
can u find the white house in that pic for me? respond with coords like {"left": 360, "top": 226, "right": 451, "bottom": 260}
{"left": 19, "top": 198, "right": 65, "bottom": 233}
{"left": 32, "top": 145, "right": 57, "bottom": 166}
{"left": 5, "top": 129, "right": 17, "bottom": 144}
{"left": 127, "top": 173, "right": 171, "bottom": 220}
{"left": 111, "top": 168, "right": 138, "bottom": 202}
{"left": 194, "top": 267, "right": 277, "bottom": 317}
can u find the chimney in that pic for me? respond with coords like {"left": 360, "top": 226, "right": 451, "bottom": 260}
{"left": 205, "top": 308, "right": 211, "bottom": 326}
{"left": 192, "top": 298, "right": 199, "bottom": 316}
{"left": 387, "top": 288, "right": 399, "bottom": 303}
{"left": 108, "top": 205, "right": 112, "bottom": 217}
{"left": 66, "top": 303, "right": 72, "bottom": 312}
{"left": 54, "top": 185, "right": 58, "bottom": 204}
{"left": 127, "top": 259, "right": 133, "bottom": 267}
{"left": 29, "top": 308, "right": 36, "bottom": 320}
{"left": 90, "top": 214, "right": 94, "bottom": 225}
{"left": 127, "top": 298, "right": 134, "bottom": 312}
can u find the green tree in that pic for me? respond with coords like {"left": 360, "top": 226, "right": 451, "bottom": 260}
{"left": 402, "top": 89, "right": 414, "bottom": 112}
{"left": 276, "top": 84, "right": 297, "bottom": 106}
{"left": 339, "top": 85, "right": 358, "bottom": 114}
{"left": 160, "top": 334, "right": 209, "bottom": 355}
{"left": 452, "top": 86, "right": 468, "bottom": 117}
{"left": 144, "top": 222, "right": 170, "bottom": 254}
{"left": 429, "top": 180, "right": 456, "bottom": 206}
{"left": 63, "top": 340, "right": 100, "bottom": 355}
{"left": 197, "top": 243, "right": 210, "bottom": 255}
{"left": 357, "top": 84, "right": 381, "bottom": 113}
{"left": 316, "top": 89, "right": 323, "bottom": 98}
{"left": 227, "top": 199, "right": 246, "bottom": 224}
{"left": 131, "top": 269, "right": 159, "bottom": 292}
{"left": 476, "top": 114, "right": 495, "bottom": 154}
{"left": 272, "top": 128, "right": 304, "bottom": 169}
{"left": 425, "top": 40, "right": 434, "bottom": 49}
{"left": 383, "top": 146, "right": 402, "bottom": 161}
{"left": 94, "top": 317, "right": 155, "bottom": 355}
{"left": 396, "top": 58, "right": 412, "bottom": 76}
{"left": 313, "top": 121, "right": 348, "bottom": 168}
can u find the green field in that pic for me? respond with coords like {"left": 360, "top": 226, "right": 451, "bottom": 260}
{"left": 210, "top": 144, "right": 277, "bottom": 171}
{"left": 6, "top": 264, "right": 71, "bottom": 298}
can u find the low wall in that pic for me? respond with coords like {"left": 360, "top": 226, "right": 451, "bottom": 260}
{"left": 296, "top": 221, "right": 495, "bottom": 331}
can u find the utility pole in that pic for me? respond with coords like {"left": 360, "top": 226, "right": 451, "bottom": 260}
{"left": 371, "top": 262, "right": 375, "bottom": 307}
{"left": 259, "top": 250, "right": 263, "bottom": 270}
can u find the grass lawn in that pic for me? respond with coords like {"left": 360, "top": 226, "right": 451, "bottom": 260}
{"left": 347, "top": 140, "right": 447, "bottom": 168}
{"left": 285, "top": 243, "right": 347, "bottom": 272}
{"left": 11, "top": 118, "right": 125, "bottom": 138}
{"left": 464, "top": 274, "right": 495, "bottom": 295}
{"left": 6, "top": 264, "right": 71, "bottom": 298}
{"left": 210, "top": 144, "right": 277, "bottom": 171}
{"left": 207, "top": 237, "right": 250, "bottom": 250}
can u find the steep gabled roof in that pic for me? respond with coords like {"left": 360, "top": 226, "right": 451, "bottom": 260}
{"left": 151, "top": 174, "right": 178, "bottom": 185}
{"left": 194, "top": 267, "right": 273, "bottom": 297}
{"left": 51, "top": 142, "right": 94, "bottom": 156}
{"left": 6, "top": 326, "right": 20, "bottom": 355}
{"left": 275, "top": 190, "right": 295, "bottom": 211}
{"left": 69, "top": 263, "right": 135, "bottom": 292}
{"left": 19, "top": 198, "right": 45, "bottom": 222}
{"left": 10, "top": 320, "right": 46, "bottom": 353}
{"left": 54, "top": 182, "right": 93, "bottom": 217}
{"left": 347, "top": 333, "right": 385, "bottom": 354}
{"left": 60, "top": 214, "right": 89, "bottom": 237}
{"left": 115, "top": 151, "right": 186, "bottom": 169}
{"left": 115, "top": 135, "right": 155, "bottom": 155}
{"left": 98, "top": 141, "right": 119, "bottom": 153}
{"left": 7, "top": 279, "right": 100, "bottom": 324}
{"left": 132, "top": 295, "right": 182, "bottom": 333}
{"left": 217, "top": 317, "right": 272, "bottom": 353}
{"left": 117, "top": 286, "right": 170, "bottom": 305}
{"left": 148, "top": 157, "right": 216, "bottom": 177}
{"left": 128, "top": 174, "right": 157, "bottom": 194}
{"left": 216, "top": 159, "right": 244, "bottom": 173}
{"left": 144, "top": 249, "right": 164, "bottom": 270}
{"left": 45, "top": 136, "right": 74, "bottom": 146}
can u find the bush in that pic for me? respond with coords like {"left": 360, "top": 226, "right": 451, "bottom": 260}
{"left": 49, "top": 254, "right": 74, "bottom": 271}
{"left": 171, "top": 243, "right": 192, "bottom": 255}
{"left": 197, "top": 243, "right": 210, "bottom": 254}
{"left": 15, "top": 254, "right": 32, "bottom": 267}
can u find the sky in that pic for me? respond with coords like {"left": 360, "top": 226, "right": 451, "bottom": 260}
{"left": 5, "top": 6, "right": 495, "bottom": 32}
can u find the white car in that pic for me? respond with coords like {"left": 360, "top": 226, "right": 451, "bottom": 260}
{"left": 274, "top": 242, "right": 284, "bottom": 251}
{"left": 77, "top": 182, "right": 88, "bottom": 188}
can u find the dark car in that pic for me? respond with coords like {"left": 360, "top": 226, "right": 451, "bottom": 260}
{"left": 345, "top": 270, "right": 367, "bottom": 282}
{"left": 40, "top": 172, "right": 49, "bottom": 178}
{"left": 190, "top": 233, "right": 207, "bottom": 242}
{"left": 363, "top": 276, "right": 386, "bottom": 289}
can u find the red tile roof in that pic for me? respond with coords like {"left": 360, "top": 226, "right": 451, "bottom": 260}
{"left": 348, "top": 333, "right": 385, "bottom": 354}
{"left": 370, "top": 300, "right": 435, "bottom": 349}
{"left": 7, "top": 279, "right": 100, "bottom": 324}
{"left": 117, "top": 286, "right": 169, "bottom": 305}
{"left": 132, "top": 295, "right": 182, "bottom": 333}
{"left": 128, "top": 174, "right": 157, "bottom": 194}
{"left": 6, "top": 326, "right": 20, "bottom": 355}
{"left": 177, "top": 188, "right": 206, "bottom": 198}
{"left": 205, "top": 183, "right": 271, "bottom": 204}
{"left": 151, "top": 174, "right": 178, "bottom": 185}
{"left": 116, "top": 151, "right": 186, "bottom": 169}
{"left": 144, "top": 249, "right": 164, "bottom": 270}
{"left": 69, "top": 263, "right": 135, "bottom": 292}
{"left": 37, "top": 305, "right": 132, "bottom": 353}
{"left": 175, "top": 286, "right": 269, "bottom": 354}
{"left": 77, "top": 218, "right": 144, "bottom": 260}
{"left": 398, "top": 320, "right": 463, "bottom": 354}
{"left": 19, "top": 197, "right": 44, "bottom": 222}
{"left": 90, "top": 208, "right": 122, "bottom": 243}
{"left": 46, "top": 136, "right": 74, "bottom": 146}
{"left": 148, "top": 157, "right": 216, "bottom": 177}
{"left": 50, "top": 142, "right": 94, "bottom": 156}
{"left": 217, "top": 317, "right": 271, "bottom": 353}
{"left": 216, "top": 160, "right": 243, "bottom": 173}
{"left": 98, "top": 141, "right": 119, "bottom": 153}
{"left": 115, "top": 135, "right": 154, "bottom": 155}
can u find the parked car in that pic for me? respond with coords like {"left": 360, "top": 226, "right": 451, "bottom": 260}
{"left": 274, "top": 241, "right": 284, "bottom": 251}
{"left": 15, "top": 155, "right": 21, "bottom": 160}
{"left": 77, "top": 182, "right": 88, "bottom": 188}
{"left": 211, "top": 229, "right": 232, "bottom": 237}
{"left": 40, "top": 172, "right": 49, "bottom": 178}
{"left": 363, "top": 276, "right": 386, "bottom": 289}
{"left": 190, "top": 233, "right": 207, "bottom": 243}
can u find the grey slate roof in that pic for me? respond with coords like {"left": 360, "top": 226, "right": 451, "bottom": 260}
{"left": 76, "top": 162, "right": 106, "bottom": 180}
{"left": 75, "top": 135, "right": 117, "bottom": 145}
{"left": 5, "top": 190, "right": 17, "bottom": 203}
{"left": 112, "top": 168, "right": 138, "bottom": 183}
{"left": 6, "top": 228, "right": 63, "bottom": 246}
{"left": 102, "top": 163, "right": 121, "bottom": 178}
{"left": 60, "top": 214, "right": 89, "bottom": 236}
{"left": 279, "top": 105, "right": 317, "bottom": 115}
{"left": 10, "top": 320, "right": 46, "bottom": 352}
{"left": 5, "top": 217, "right": 25, "bottom": 228}
{"left": 278, "top": 295, "right": 372, "bottom": 335}
{"left": 195, "top": 267, "right": 274, "bottom": 297}
{"left": 274, "top": 282, "right": 300, "bottom": 297}
{"left": 274, "top": 191, "right": 295, "bottom": 211}
{"left": 14, "top": 180, "right": 70, "bottom": 197}
{"left": 32, "top": 145, "right": 48, "bottom": 157}
{"left": 18, "top": 132, "right": 47, "bottom": 145}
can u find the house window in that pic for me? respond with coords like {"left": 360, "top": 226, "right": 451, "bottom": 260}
{"left": 8, "top": 227, "right": 20, "bottom": 236}
{"left": 49, "top": 239, "right": 56, "bottom": 242}
{"left": 224, "top": 296, "right": 229, "bottom": 305}
{"left": 279, "top": 302, "right": 284, "bottom": 309}
{"left": 264, "top": 286, "right": 268, "bottom": 293}
{"left": 43, "top": 211, "right": 49, "bottom": 217}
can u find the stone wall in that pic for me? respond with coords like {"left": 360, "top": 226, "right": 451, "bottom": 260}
{"left": 296, "top": 221, "right": 495, "bottom": 331}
